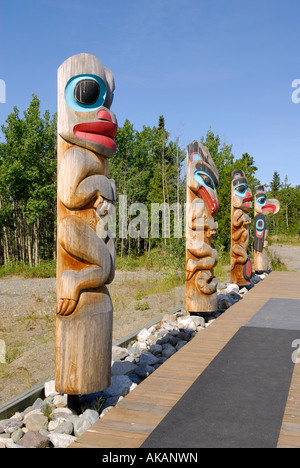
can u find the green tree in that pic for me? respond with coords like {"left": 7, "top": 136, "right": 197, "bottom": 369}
{"left": 270, "top": 171, "right": 281, "bottom": 196}
{"left": 0, "top": 95, "right": 57, "bottom": 266}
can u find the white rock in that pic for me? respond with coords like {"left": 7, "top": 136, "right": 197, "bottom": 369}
{"left": 226, "top": 284, "right": 240, "bottom": 294}
{"left": 53, "top": 394, "right": 67, "bottom": 407}
{"left": 48, "top": 420, "right": 61, "bottom": 432}
{"left": 51, "top": 407, "right": 74, "bottom": 421}
{"left": 112, "top": 345, "right": 129, "bottom": 361}
{"left": 258, "top": 274, "right": 266, "bottom": 279}
{"left": 80, "top": 409, "right": 99, "bottom": 425}
{"left": 129, "top": 382, "right": 138, "bottom": 393}
{"left": 48, "top": 433, "right": 77, "bottom": 448}
{"left": 44, "top": 380, "right": 59, "bottom": 398}
{"left": 137, "top": 328, "right": 152, "bottom": 343}
{"left": 177, "top": 317, "right": 197, "bottom": 331}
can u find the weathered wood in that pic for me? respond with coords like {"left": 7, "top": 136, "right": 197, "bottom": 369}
{"left": 185, "top": 141, "right": 219, "bottom": 313}
{"left": 254, "top": 185, "right": 280, "bottom": 273}
{"left": 230, "top": 170, "right": 253, "bottom": 286}
{"left": 55, "top": 53, "right": 117, "bottom": 395}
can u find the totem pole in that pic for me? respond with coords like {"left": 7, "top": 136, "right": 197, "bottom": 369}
{"left": 186, "top": 141, "right": 219, "bottom": 313}
{"left": 230, "top": 170, "right": 253, "bottom": 286}
{"left": 254, "top": 185, "right": 280, "bottom": 273}
{"left": 56, "top": 53, "right": 117, "bottom": 396}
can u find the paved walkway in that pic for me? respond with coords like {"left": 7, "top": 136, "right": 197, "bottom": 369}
{"left": 70, "top": 272, "right": 300, "bottom": 449}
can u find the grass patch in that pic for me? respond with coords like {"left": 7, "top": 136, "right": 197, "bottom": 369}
{"left": 0, "top": 260, "right": 56, "bottom": 279}
{"left": 135, "top": 301, "right": 150, "bottom": 311}
{"left": 268, "top": 250, "right": 288, "bottom": 271}
{"left": 116, "top": 246, "right": 185, "bottom": 272}
{"left": 214, "top": 246, "right": 231, "bottom": 283}
{"left": 268, "top": 234, "right": 300, "bottom": 246}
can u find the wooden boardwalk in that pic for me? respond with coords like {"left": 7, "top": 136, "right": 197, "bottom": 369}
{"left": 70, "top": 271, "right": 300, "bottom": 448}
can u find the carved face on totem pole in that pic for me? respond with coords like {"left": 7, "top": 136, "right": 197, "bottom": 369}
{"left": 56, "top": 53, "right": 117, "bottom": 395}
{"left": 254, "top": 185, "right": 280, "bottom": 273}
{"left": 58, "top": 53, "right": 117, "bottom": 158}
{"left": 187, "top": 141, "right": 219, "bottom": 218}
{"left": 231, "top": 170, "right": 253, "bottom": 286}
{"left": 186, "top": 141, "right": 219, "bottom": 313}
{"left": 231, "top": 170, "right": 253, "bottom": 213}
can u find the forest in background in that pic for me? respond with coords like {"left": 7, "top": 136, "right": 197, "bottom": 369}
{"left": 0, "top": 95, "right": 299, "bottom": 272}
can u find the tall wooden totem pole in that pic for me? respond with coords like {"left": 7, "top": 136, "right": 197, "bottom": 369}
{"left": 230, "top": 170, "right": 253, "bottom": 287}
{"left": 254, "top": 185, "right": 280, "bottom": 273}
{"left": 186, "top": 141, "right": 219, "bottom": 313}
{"left": 56, "top": 53, "right": 117, "bottom": 395}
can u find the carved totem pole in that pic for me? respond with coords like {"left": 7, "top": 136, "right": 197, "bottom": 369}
{"left": 56, "top": 53, "right": 117, "bottom": 395}
{"left": 254, "top": 185, "right": 280, "bottom": 273}
{"left": 186, "top": 141, "right": 219, "bottom": 313}
{"left": 231, "top": 170, "right": 253, "bottom": 286}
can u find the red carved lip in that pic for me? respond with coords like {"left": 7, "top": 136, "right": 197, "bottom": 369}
{"left": 199, "top": 187, "right": 219, "bottom": 216}
{"left": 243, "top": 193, "right": 253, "bottom": 208}
{"left": 73, "top": 110, "right": 118, "bottom": 151}
{"left": 256, "top": 230, "right": 264, "bottom": 238}
{"left": 262, "top": 203, "right": 277, "bottom": 213}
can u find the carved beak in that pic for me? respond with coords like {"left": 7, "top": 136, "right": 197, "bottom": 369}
{"left": 262, "top": 200, "right": 280, "bottom": 214}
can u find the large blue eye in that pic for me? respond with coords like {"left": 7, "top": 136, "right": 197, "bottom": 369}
{"left": 194, "top": 170, "right": 215, "bottom": 190}
{"left": 65, "top": 74, "right": 106, "bottom": 112}
{"left": 234, "top": 184, "right": 247, "bottom": 196}
{"left": 256, "top": 195, "right": 266, "bottom": 206}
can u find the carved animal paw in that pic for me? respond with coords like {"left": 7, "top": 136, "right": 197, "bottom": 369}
{"left": 56, "top": 298, "right": 77, "bottom": 316}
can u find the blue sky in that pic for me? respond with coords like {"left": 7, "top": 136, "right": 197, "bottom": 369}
{"left": 0, "top": 0, "right": 299, "bottom": 186}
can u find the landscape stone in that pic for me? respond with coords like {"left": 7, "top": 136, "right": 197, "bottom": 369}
{"left": 11, "top": 428, "right": 24, "bottom": 443}
{"left": 134, "top": 363, "right": 155, "bottom": 379}
{"left": 51, "top": 407, "right": 74, "bottom": 421}
{"left": 0, "top": 419, "right": 10, "bottom": 433}
{"left": 32, "top": 398, "right": 44, "bottom": 410}
{"left": 80, "top": 409, "right": 99, "bottom": 425}
{"left": 189, "top": 316, "right": 206, "bottom": 328}
{"left": 72, "top": 417, "right": 91, "bottom": 437}
{"left": 127, "top": 373, "right": 142, "bottom": 385}
{"left": 18, "top": 430, "right": 49, "bottom": 448}
{"left": 53, "top": 394, "right": 68, "bottom": 407}
{"left": 137, "top": 328, "right": 152, "bottom": 342}
{"left": 112, "top": 345, "right": 129, "bottom": 361}
{"left": 177, "top": 317, "right": 197, "bottom": 331}
{"left": 162, "top": 346, "right": 176, "bottom": 358}
{"left": 3, "top": 419, "right": 23, "bottom": 434}
{"left": 149, "top": 344, "right": 163, "bottom": 355}
{"left": 24, "top": 411, "right": 48, "bottom": 432}
{"left": 111, "top": 361, "right": 137, "bottom": 376}
{"left": 44, "top": 380, "right": 59, "bottom": 398}
{"left": 139, "top": 352, "right": 160, "bottom": 366}
{"left": 53, "top": 420, "right": 74, "bottom": 435}
{"left": 48, "top": 433, "right": 77, "bottom": 448}
{"left": 104, "top": 375, "right": 133, "bottom": 397}
{"left": 226, "top": 283, "right": 240, "bottom": 294}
